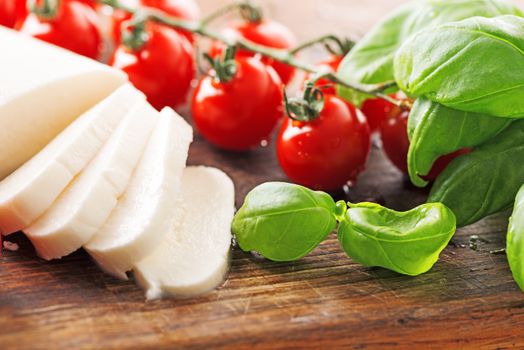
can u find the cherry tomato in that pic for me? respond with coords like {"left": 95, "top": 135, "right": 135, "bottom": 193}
{"left": 426, "top": 149, "right": 470, "bottom": 181}
{"left": 74, "top": 0, "right": 97, "bottom": 9}
{"left": 192, "top": 57, "right": 284, "bottom": 151}
{"left": 304, "top": 55, "right": 344, "bottom": 95}
{"left": 304, "top": 57, "right": 394, "bottom": 132}
{"left": 361, "top": 97, "right": 395, "bottom": 133}
{"left": 380, "top": 106, "right": 468, "bottom": 180}
{"left": 19, "top": 0, "right": 101, "bottom": 59}
{"left": 210, "top": 20, "right": 297, "bottom": 85}
{"left": 379, "top": 107, "right": 410, "bottom": 174}
{"left": 277, "top": 95, "right": 371, "bottom": 191}
{"left": 0, "top": 0, "right": 27, "bottom": 28}
{"left": 110, "top": 23, "right": 195, "bottom": 110}
{"left": 111, "top": 0, "right": 199, "bottom": 44}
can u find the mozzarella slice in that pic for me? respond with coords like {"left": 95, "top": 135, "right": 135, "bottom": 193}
{"left": 134, "top": 166, "right": 235, "bottom": 299}
{"left": 0, "top": 85, "right": 144, "bottom": 236}
{"left": 24, "top": 100, "right": 159, "bottom": 260}
{"left": 85, "top": 108, "right": 193, "bottom": 279}
{"left": 0, "top": 27, "right": 127, "bottom": 180}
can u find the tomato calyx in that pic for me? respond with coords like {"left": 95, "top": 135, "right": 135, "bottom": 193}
{"left": 324, "top": 37, "right": 354, "bottom": 57}
{"left": 121, "top": 15, "right": 150, "bottom": 51}
{"left": 29, "top": 0, "right": 60, "bottom": 20}
{"left": 239, "top": 2, "right": 263, "bottom": 23}
{"left": 284, "top": 81, "right": 326, "bottom": 122}
{"left": 203, "top": 46, "right": 238, "bottom": 83}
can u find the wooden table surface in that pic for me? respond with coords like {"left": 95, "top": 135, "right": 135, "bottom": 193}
{"left": 3, "top": 1, "right": 524, "bottom": 349}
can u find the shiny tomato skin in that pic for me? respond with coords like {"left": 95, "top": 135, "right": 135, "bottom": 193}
{"left": 0, "top": 0, "right": 27, "bottom": 28}
{"left": 361, "top": 97, "right": 395, "bottom": 133}
{"left": 192, "top": 57, "right": 284, "bottom": 151}
{"left": 19, "top": 0, "right": 101, "bottom": 59}
{"left": 141, "top": 0, "right": 200, "bottom": 20}
{"left": 304, "top": 55, "right": 343, "bottom": 95}
{"left": 277, "top": 95, "right": 371, "bottom": 191}
{"left": 380, "top": 107, "right": 469, "bottom": 180}
{"left": 74, "top": 0, "right": 97, "bottom": 8}
{"left": 424, "top": 149, "right": 470, "bottom": 182}
{"left": 110, "top": 23, "right": 195, "bottom": 110}
{"left": 210, "top": 20, "right": 297, "bottom": 85}
{"left": 111, "top": 0, "right": 199, "bottom": 43}
{"left": 379, "top": 107, "right": 410, "bottom": 173}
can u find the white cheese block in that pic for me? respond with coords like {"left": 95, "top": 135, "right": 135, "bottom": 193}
{"left": 24, "top": 99, "right": 159, "bottom": 260}
{"left": 85, "top": 108, "right": 193, "bottom": 279}
{"left": 0, "top": 84, "right": 145, "bottom": 236}
{"left": 134, "top": 166, "right": 235, "bottom": 300}
{"left": 0, "top": 27, "right": 127, "bottom": 180}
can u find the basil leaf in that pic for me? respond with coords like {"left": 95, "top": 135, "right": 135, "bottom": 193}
{"left": 408, "top": 97, "right": 512, "bottom": 187}
{"left": 429, "top": 120, "right": 524, "bottom": 227}
{"left": 395, "top": 15, "right": 524, "bottom": 118}
{"left": 232, "top": 182, "right": 338, "bottom": 262}
{"left": 337, "top": 0, "right": 522, "bottom": 105}
{"left": 338, "top": 202, "right": 456, "bottom": 276}
{"left": 507, "top": 184, "right": 524, "bottom": 291}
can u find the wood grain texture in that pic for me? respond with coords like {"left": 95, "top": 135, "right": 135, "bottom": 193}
{"left": 3, "top": 0, "right": 524, "bottom": 349}
{"left": 2, "top": 134, "right": 524, "bottom": 349}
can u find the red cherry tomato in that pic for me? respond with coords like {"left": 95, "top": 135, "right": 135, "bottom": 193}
{"left": 380, "top": 107, "right": 410, "bottom": 173}
{"left": 110, "top": 23, "right": 195, "bottom": 110}
{"left": 361, "top": 97, "right": 395, "bottom": 133}
{"left": 142, "top": 0, "right": 199, "bottom": 20}
{"left": 304, "top": 55, "right": 344, "bottom": 95}
{"left": 425, "top": 149, "right": 470, "bottom": 181}
{"left": 380, "top": 106, "right": 468, "bottom": 180}
{"left": 210, "top": 20, "right": 297, "bottom": 85}
{"left": 111, "top": 0, "right": 199, "bottom": 44}
{"left": 192, "top": 57, "right": 284, "bottom": 151}
{"left": 304, "top": 57, "right": 394, "bottom": 132}
{"left": 19, "top": 0, "right": 101, "bottom": 59}
{"left": 277, "top": 95, "right": 371, "bottom": 191}
{"left": 74, "top": 0, "right": 97, "bottom": 9}
{"left": 0, "top": 0, "right": 27, "bottom": 28}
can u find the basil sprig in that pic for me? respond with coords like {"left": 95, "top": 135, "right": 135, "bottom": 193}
{"left": 232, "top": 182, "right": 340, "bottom": 262}
{"left": 232, "top": 182, "right": 456, "bottom": 276}
{"left": 338, "top": 202, "right": 456, "bottom": 276}
{"left": 337, "top": 0, "right": 522, "bottom": 105}
{"left": 395, "top": 15, "right": 524, "bottom": 118}
{"left": 407, "top": 98, "right": 512, "bottom": 187}
{"left": 428, "top": 120, "right": 524, "bottom": 227}
{"left": 507, "top": 185, "right": 524, "bottom": 291}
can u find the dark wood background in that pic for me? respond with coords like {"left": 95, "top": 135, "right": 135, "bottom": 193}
{"left": 2, "top": 1, "right": 524, "bottom": 349}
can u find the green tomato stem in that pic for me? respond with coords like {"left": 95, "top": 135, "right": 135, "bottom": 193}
{"left": 289, "top": 34, "right": 355, "bottom": 56}
{"left": 101, "top": 0, "right": 408, "bottom": 107}
{"left": 29, "top": 0, "right": 61, "bottom": 20}
{"left": 200, "top": 1, "right": 262, "bottom": 26}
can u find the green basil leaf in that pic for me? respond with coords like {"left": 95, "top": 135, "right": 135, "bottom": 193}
{"left": 232, "top": 182, "right": 337, "bottom": 262}
{"left": 428, "top": 120, "right": 524, "bottom": 227}
{"left": 337, "top": 0, "right": 522, "bottom": 105}
{"left": 338, "top": 202, "right": 456, "bottom": 276}
{"left": 408, "top": 97, "right": 512, "bottom": 187}
{"left": 395, "top": 15, "right": 524, "bottom": 117}
{"left": 507, "top": 184, "right": 524, "bottom": 291}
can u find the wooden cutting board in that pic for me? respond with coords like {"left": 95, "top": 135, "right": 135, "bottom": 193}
{"left": 3, "top": 1, "right": 524, "bottom": 348}
{"left": 1, "top": 130, "right": 524, "bottom": 349}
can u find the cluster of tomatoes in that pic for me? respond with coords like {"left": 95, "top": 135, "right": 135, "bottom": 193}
{"left": 0, "top": 0, "right": 459, "bottom": 192}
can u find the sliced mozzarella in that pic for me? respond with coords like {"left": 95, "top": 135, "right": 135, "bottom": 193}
{"left": 134, "top": 166, "right": 235, "bottom": 299}
{"left": 24, "top": 100, "right": 159, "bottom": 260}
{"left": 0, "top": 27, "right": 127, "bottom": 180}
{"left": 0, "top": 85, "right": 144, "bottom": 236}
{"left": 85, "top": 108, "right": 193, "bottom": 279}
